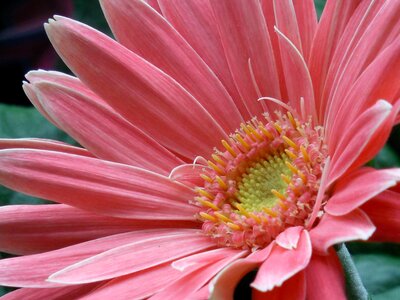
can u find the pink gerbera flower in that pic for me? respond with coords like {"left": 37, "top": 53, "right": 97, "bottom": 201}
{"left": 1, "top": 0, "right": 399, "bottom": 299}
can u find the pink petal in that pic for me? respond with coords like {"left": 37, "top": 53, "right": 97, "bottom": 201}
{"left": 0, "top": 229, "right": 178, "bottom": 287}
{"left": 309, "top": 0, "right": 359, "bottom": 117}
{"left": 292, "top": 0, "right": 317, "bottom": 61}
{"left": 169, "top": 164, "right": 204, "bottom": 188}
{"left": 48, "top": 231, "right": 214, "bottom": 284}
{"left": 0, "top": 138, "right": 91, "bottom": 157}
{"left": 172, "top": 248, "right": 248, "bottom": 272}
{"left": 157, "top": 0, "right": 250, "bottom": 119}
{"left": 325, "top": 168, "right": 399, "bottom": 216}
{"left": 328, "top": 39, "right": 400, "bottom": 144}
{"left": 0, "top": 204, "right": 197, "bottom": 255}
{"left": 1, "top": 283, "right": 100, "bottom": 300}
{"left": 306, "top": 250, "right": 346, "bottom": 300}
{"left": 252, "top": 271, "right": 306, "bottom": 300}
{"left": 310, "top": 209, "right": 375, "bottom": 254}
{"left": 273, "top": 0, "right": 303, "bottom": 56}
{"left": 274, "top": 26, "right": 316, "bottom": 122}
{"left": 45, "top": 16, "right": 226, "bottom": 159}
{"left": 251, "top": 230, "right": 311, "bottom": 292}
{"left": 275, "top": 226, "right": 303, "bottom": 250}
{"left": 100, "top": 0, "right": 243, "bottom": 133}
{"left": 325, "top": 1, "right": 400, "bottom": 125}
{"left": 209, "top": 244, "right": 274, "bottom": 299}
{"left": 327, "top": 100, "right": 392, "bottom": 184}
{"left": 31, "top": 80, "right": 183, "bottom": 174}
{"left": 210, "top": 0, "right": 281, "bottom": 116}
{"left": 362, "top": 190, "right": 400, "bottom": 242}
{"left": 0, "top": 149, "right": 197, "bottom": 220}
{"left": 143, "top": 0, "right": 162, "bottom": 14}
{"left": 150, "top": 250, "right": 247, "bottom": 300}
{"left": 321, "top": 0, "right": 388, "bottom": 126}
{"left": 81, "top": 263, "right": 183, "bottom": 300}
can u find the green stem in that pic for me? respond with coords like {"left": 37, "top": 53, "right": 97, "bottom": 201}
{"left": 335, "top": 243, "right": 371, "bottom": 300}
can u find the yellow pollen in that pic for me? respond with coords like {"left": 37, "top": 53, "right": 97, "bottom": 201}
{"left": 298, "top": 170, "right": 308, "bottom": 184}
{"left": 199, "top": 212, "right": 217, "bottom": 222}
{"left": 274, "top": 123, "right": 283, "bottom": 134}
{"left": 271, "top": 189, "right": 286, "bottom": 201}
{"left": 281, "top": 174, "right": 291, "bottom": 184}
{"left": 196, "top": 198, "right": 219, "bottom": 211}
{"left": 282, "top": 136, "right": 299, "bottom": 150}
{"left": 248, "top": 212, "right": 262, "bottom": 224}
{"left": 285, "top": 161, "right": 299, "bottom": 174}
{"left": 284, "top": 149, "right": 297, "bottom": 160}
{"left": 227, "top": 222, "right": 241, "bottom": 230}
{"left": 287, "top": 112, "right": 297, "bottom": 128}
{"left": 214, "top": 212, "right": 232, "bottom": 223}
{"left": 221, "top": 139, "right": 237, "bottom": 157}
{"left": 212, "top": 154, "right": 226, "bottom": 167}
{"left": 208, "top": 161, "right": 225, "bottom": 175}
{"left": 263, "top": 207, "right": 278, "bottom": 217}
{"left": 241, "top": 123, "right": 253, "bottom": 137}
{"left": 216, "top": 176, "right": 228, "bottom": 190}
{"left": 197, "top": 188, "right": 214, "bottom": 200}
{"left": 235, "top": 134, "right": 251, "bottom": 151}
{"left": 233, "top": 202, "right": 250, "bottom": 217}
{"left": 258, "top": 125, "right": 274, "bottom": 140}
{"left": 200, "top": 174, "right": 213, "bottom": 183}
{"left": 247, "top": 124, "right": 263, "bottom": 141}
{"left": 279, "top": 201, "right": 289, "bottom": 210}
{"left": 300, "top": 145, "right": 310, "bottom": 163}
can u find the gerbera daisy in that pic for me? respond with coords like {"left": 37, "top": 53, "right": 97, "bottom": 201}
{"left": 0, "top": 0, "right": 399, "bottom": 299}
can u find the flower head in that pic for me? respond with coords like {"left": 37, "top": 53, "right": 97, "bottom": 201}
{"left": 0, "top": 0, "right": 399, "bottom": 299}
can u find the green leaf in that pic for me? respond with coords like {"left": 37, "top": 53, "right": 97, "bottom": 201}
{"left": 0, "top": 104, "right": 74, "bottom": 206}
{"left": 314, "top": 0, "right": 327, "bottom": 17}
{"left": 368, "top": 145, "right": 400, "bottom": 169}
{"left": 352, "top": 253, "right": 400, "bottom": 298}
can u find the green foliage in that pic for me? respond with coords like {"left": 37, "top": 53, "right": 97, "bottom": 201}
{"left": 0, "top": 104, "right": 73, "bottom": 206}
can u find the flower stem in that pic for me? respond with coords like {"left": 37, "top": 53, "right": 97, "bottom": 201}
{"left": 335, "top": 243, "right": 371, "bottom": 300}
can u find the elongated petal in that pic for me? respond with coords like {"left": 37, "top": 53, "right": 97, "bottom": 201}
{"left": 325, "top": 1, "right": 400, "bottom": 124}
{"left": 310, "top": 209, "right": 375, "bottom": 254}
{"left": 150, "top": 250, "right": 247, "bottom": 300}
{"left": 45, "top": 16, "right": 226, "bottom": 159}
{"left": 252, "top": 271, "right": 305, "bottom": 300}
{"left": 169, "top": 164, "right": 204, "bottom": 188}
{"left": 0, "top": 229, "right": 180, "bottom": 287}
{"left": 157, "top": 0, "right": 250, "bottom": 119}
{"left": 292, "top": 0, "right": 317, "bottom": 61}
{"left": 1, "top": 283, "right": 100, "bottom": 300}
{"left": 325, "top": 168, "right": 400, "bottom": 216}
{"left": 273, "top": 0, "right": 303, "bottom": 55}
{"left": 306, "top": 251, "right": 346, "bottom": 300}
{"left": 0, "top": 138, "right": 91, "bottom": 157}
{"left": 0, "top": 149, "right": 197, "bottom": 220}
{"left": 321, "top": 0, "right": 387, "bottom": 124}
{"left": 48, "top": 231, "right": 214, "bottom": 284}
{"left": 328, "top": 39, "right": 400, "bottom": 137}
{"left": 210, "top": 0, "right": 281, "bottom": 116}
{"left": 328, "top": 100, "right": 392, "bottom": 184}
{"left": 100, "top": 0, "right": 243, "bottom": 133}
{"left": 209, "top": 244, "right": 274, "bottom": 300}
{"left": 81, "top": 263, "right": 183, "bottom": 300}
{"left": 275, "top": 27, "right": 316, "bottom": 121}
{"left": 309, "top": 0, "right": 359, "bottom": 117}
{"left": 0, "top": 204, "right": 197, "bottom": 255}
{"left": 172, "top": 248, "right": 248, "bottom": 272}
{"left": 32, "top": 80, "right": 183, "bottom": 174}
{"left": 251, "top": 230, "right": 311, "bottom": 292}
{"left": 362, "top": 190, "right": 400, "bottom": 242}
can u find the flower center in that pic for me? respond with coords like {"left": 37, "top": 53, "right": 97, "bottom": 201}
{"left": 194, "top": 111, "right": 327, "bottom": 250}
